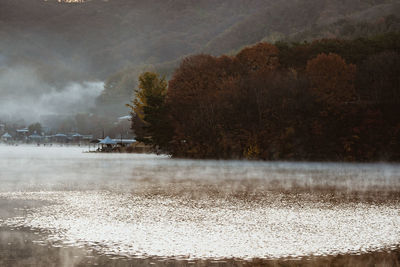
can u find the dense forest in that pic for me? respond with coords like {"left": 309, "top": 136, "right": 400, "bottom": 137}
{"left": 131, "top": 33, "right": 400, "bottom": 161}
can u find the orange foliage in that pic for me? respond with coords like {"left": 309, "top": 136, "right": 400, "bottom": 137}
{"left": 167, "top": 54, "right": 241, "bottom": 158}
{"left": 236, "top": 43, "right": 279, "bottom": 73}
{"left": 306, "top": 53, "right": 356, "bottom": 105}
{"left": 162, "top": 41, "right": 399, "bottom": 161}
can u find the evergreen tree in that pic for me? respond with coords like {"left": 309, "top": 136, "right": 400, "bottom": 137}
{"left": 127, "top": 72, "right": 172, "bottom": 151}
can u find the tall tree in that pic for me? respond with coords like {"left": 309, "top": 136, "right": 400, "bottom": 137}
{"left": 127, "top": 72, "right": 172, "bottom": 151}
{"left": 236, "top": 43, "right": 279, "bottom": 74}
{"left": 306, "top": 53, "right": 356, "bottom": 106}
{"left": 167, "top": 54, "right": 240, "bottom": 158}
{"left": 28, "top": 122, "right": 42, "bottom": 135}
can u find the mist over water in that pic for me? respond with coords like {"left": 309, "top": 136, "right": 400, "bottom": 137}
{"left": 0, "top": 146, "right": 399, "bottom": 261}
{"left": 1, "top": 145, "right": 400, "bottom": 193}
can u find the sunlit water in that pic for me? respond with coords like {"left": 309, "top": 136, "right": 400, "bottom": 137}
{"left": 0, "top": 145, "right": 400, "bottom": 260}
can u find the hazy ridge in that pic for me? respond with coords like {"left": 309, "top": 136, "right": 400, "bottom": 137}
{"left": 1, "top": 0, "right": 399, "bottom": 82}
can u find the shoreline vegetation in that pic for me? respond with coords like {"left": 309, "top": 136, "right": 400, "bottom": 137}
{"left": 127, "top": 33, "right": 400, "bottom": 162}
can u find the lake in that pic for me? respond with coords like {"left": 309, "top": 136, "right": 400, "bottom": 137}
{"left": 0, "top": 145, "right": 399, "bottom": 266}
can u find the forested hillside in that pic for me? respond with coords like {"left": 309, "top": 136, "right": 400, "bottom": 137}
{"left": 1, "top": 0, "right": 399, "bottom": 118}
{"left": 2, "top": 0, "right": 399, "bottom": 80}
{"left": 204, "top": 1, "right": 400, "bottom": 55}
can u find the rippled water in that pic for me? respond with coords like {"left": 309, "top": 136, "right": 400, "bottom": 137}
{"left": 0, "top": 145, "right": 399, "bottom": 261}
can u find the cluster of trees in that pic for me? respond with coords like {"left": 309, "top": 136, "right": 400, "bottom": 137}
{"left": 128, "top": 33, "right": 400, "bottom": 161}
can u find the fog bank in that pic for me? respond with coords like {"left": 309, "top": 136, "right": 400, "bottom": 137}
{"left": 0, "top": 65, "right": 103, "bottom": 124}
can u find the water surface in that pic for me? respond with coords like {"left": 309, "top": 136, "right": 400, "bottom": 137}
{"left": 0, "top": 145, "right": 399, "bottom": 262}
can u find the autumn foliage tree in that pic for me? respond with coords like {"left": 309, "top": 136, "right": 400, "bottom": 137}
{"left": 236, "top": 43, "right": 279, "bottom": 73}
{"left": 167, "top": 54, "right": 241, "bottom": 158}
{"left": 306, "top": 53, "right": 356, "bottom": 105}
{"left": 28, "top": 123, "right": 42, "bottom": 135}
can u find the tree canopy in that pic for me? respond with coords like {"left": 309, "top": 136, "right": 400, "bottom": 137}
{"left": 133, "top": 33, "right": 400, "bottom": 161}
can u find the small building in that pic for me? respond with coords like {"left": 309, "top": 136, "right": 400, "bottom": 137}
{"left": 16, "top": 128, "right": 29, "bottom": 141}
{"left": 1, "top": 132, "right": 12, "bottom": 142}
{"left": 28, "top": 133, "right": 42, "bottom": 142}
{"left": 99, "top": 136, "right": 117, "bottom": 152}
{"left": 71, "top": 133, "right": 83, "bottom": 142}
{"left": 82, "top": 135, "right": 93, "bottom": 142}
{"left": 115, "top": 138, "right": 136, "bottom": 147}
{"left": 53, "top": 133, "right": 68, "bottom": 143}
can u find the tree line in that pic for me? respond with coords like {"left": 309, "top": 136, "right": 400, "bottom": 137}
{"left": 128, "top": 33, "right": 400, "bottom": 161}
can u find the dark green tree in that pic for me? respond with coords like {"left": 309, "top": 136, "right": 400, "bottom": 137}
{"left": 127, "top": 72, "right": 172, "bottom": 151}
{"left": 28, "top": 123, "right": 42, "bottom": 135}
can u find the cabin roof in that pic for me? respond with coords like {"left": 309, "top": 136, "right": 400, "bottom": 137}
{"left": 99, "top": 136, "right": 117, "bottom": 145}
{"left": 1, "top": 132, "right": 11, "bottom": 138}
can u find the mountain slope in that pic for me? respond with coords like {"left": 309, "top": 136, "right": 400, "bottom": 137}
{"left": 2, "top": 0, "right": 399, "bottom": 83}
{"left": 203, "top": 0, "right": 400, "bottom": 55}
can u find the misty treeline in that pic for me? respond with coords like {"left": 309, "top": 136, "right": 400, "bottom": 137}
{"left": 128, "top": 33, "right": 400, "bottom": 161}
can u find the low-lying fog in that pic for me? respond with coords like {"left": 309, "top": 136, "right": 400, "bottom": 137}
{"left": 0, "top": 66, "right": 103, "bottom": 123}
{"left": 0, "top": 145, "right": 399, "bottom": 260}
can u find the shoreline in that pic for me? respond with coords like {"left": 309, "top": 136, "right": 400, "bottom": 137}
{"left": 4, "top": 143, "right": 400, "bottom": 163}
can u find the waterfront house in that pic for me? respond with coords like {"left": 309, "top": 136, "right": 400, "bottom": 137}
{"left": 72, "top": 133, "right": 83, "bottom": 142}
{"left": 28, "top": 132, "right": 43, "bottom": 142}
{"left": 16, "top": 128, "right": 29, "bottom": 141}
{"left": 99, "top": 136, "right": 117, "bottom": 152}
{"left": 1, "top": 132, "right": 12, "bottom": 142}
{"left": 53, "top": 133, "right": 68, "bottom": 143}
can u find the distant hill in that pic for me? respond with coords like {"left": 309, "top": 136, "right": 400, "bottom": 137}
{"left": 203, "top": 1, "right": 400, "bottom": 55}
{"left": 1, "top": 0, "right": 399, "bottom": 82}
{"left": 283, "top": 3, "right": 400, "bottom": 42}
{"left": 0, "top": 0, "right": 266, "bottom": 83}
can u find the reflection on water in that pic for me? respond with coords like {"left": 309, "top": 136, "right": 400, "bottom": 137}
{"left": 0, "top": 145, "right": 399, "bottom": 261}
